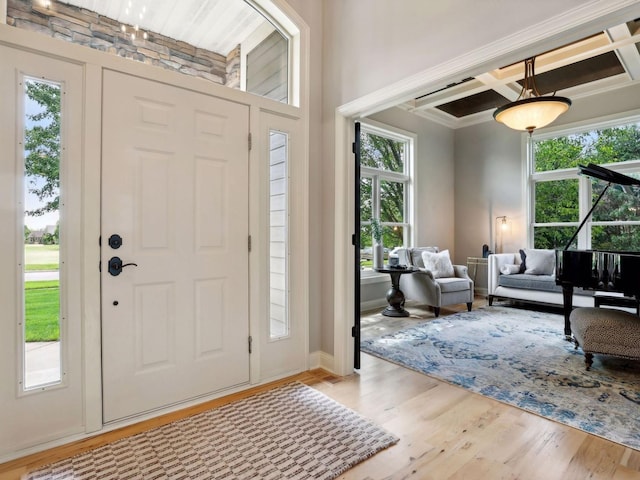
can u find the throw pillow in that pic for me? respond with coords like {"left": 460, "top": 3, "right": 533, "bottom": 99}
{"left": 410, "top": 247, "right": 438, "bottom": 268}
{"left": 500, "top": 264, "right": 520, "bottom": 275}
{"left": 421, "top": 249, "right": 455, "bottom": 278}
{"left": 523, "top": 248, "right": 555, "bottom": 275}
{"left": 518, "top": 249, "right": 527, "bottom": 273}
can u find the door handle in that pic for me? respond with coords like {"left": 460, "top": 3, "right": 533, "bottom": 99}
{"left": 108, "top": 256, "right": 138, "bottom": 276}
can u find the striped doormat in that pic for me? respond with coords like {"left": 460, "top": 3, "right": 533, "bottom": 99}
{"left": 27, "top": 382, "right": 398, "bottom": 479}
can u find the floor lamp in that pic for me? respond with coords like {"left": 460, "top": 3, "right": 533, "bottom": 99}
{"left": 495, "top": 216, "right": 508, "bottom": 253}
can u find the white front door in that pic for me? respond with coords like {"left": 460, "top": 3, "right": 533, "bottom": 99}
{"left": 101, "top": 71, "right": 250, "bottom": 422}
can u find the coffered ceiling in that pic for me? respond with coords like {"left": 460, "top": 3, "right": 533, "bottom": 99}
{"left": 399, "top": 18, "right": 640, "bottom": 129}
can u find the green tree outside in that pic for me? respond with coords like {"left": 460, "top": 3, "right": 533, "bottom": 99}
{"left": 533, "top": 123, "right": 640, "bottom": 249}
{"left": 360, "top": 132, "right": 406, "bottom": 250}
{"left": 24, "top": 80, "right": 60, "bottom": 217}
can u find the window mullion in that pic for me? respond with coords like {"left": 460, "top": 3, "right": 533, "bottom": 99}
{"left": 578, "top": 175, "right": 591, "bottom": 250}
{"left": 372, "top": 175, "right": 381, "bottom": 222}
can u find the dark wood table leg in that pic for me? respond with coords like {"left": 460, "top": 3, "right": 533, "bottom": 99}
{"left": 382, "top": 271, "right": 409, "bottom": 317}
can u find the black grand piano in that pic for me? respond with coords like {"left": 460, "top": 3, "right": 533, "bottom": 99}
{"left": 556, "top": 163, "right": 640, "bottom": 338}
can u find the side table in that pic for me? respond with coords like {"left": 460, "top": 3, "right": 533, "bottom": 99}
{"left": 374, "top": 266, "right": 419, "bottom": 317}
{"left": 467, "top": 256, "right": 488, "bottom": 296}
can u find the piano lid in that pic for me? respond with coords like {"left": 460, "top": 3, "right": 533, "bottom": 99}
{"left": 564, "top": 164, "right": 640, "bottom": 250}
{"left": 579, "top": 163, "right": 640, "bottom": 186}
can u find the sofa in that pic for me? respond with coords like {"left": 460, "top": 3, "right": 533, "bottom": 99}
{"left": 488, "top": 249, "right": 595, "bottom": 308}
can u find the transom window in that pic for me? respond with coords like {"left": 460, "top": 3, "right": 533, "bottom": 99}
{"left": 529, "top": 115, "right": 640, "bottom": 250}
{"left": 359, "top": 122, "right": 414, "bottom": 272}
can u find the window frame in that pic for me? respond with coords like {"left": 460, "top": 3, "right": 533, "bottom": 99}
{"left": 527, "top": 110, "right": 640, "bottom": 250}
{"left": 359, "top": 120, "right": 415, "bottom": 278}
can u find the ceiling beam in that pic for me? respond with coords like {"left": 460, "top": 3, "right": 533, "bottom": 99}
{"left": 492, "top": 30, "right": 640, "bottom": 82}
{"left": 475, "top": 72, "right": 520, "bottom": 101}
{"left": 607, "top": 23, "right": 640, "bottom": 80}
{"left": 405, "top": 79, "right": 490, "bottom": 111}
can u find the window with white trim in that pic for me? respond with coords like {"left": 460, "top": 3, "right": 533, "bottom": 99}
{"left": 529, "top": 115, "right": 640, "bottom": 250}
{"left": 359, "top": 122, "right": 414, "bottom": 273}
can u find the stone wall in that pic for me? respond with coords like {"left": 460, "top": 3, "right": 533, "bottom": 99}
{"left": 7, "top": 0, "right": 239, "bottom": 87}
{"left": 226, "top": 45, "right": 241, "bottom": 90}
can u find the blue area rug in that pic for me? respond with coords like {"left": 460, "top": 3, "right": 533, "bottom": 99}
{"left": 361, "top": 306, "right": 640, "bottom": 450}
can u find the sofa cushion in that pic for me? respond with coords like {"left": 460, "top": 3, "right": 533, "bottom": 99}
{"left": 499, "top": 273, "right": 559, "bottom": 292}
{"left": 523, "top": 248, "right": 555, "bottom": 275}
{"left": 498, "top": 273, "right": 592, "bottom": 297}
{"left": 436, "top": 277, "right": 472, "bottom": 293}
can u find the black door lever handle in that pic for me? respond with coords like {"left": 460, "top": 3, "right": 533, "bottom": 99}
{"left": 108, "top": 256, "right": 138, "bottom": 276}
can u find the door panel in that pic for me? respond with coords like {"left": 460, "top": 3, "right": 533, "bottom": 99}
{"left": 257, "top": 111, "right": 307, "bottom": 380}
{"left": 101, "top": 71, "right": 250, "bottom": 422}
{"left": 0, "top": 46, "right": 84, "bottom": 456}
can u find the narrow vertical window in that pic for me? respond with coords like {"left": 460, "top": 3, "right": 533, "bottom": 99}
{"left": 269, "top": 131, "right": 288, "bottom": 339}
{"left": 22, "top": 77, "right": 62, "bottom": 389}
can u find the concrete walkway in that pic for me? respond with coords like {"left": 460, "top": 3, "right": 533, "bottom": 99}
{"left": 25, "top": 341, "right": 61, "bottom": 387}
{"left": 25, "top": 270, "right": 59, "bottom": 281}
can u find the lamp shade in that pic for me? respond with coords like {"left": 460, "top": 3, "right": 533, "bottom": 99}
{"left": 493, "top": 96, "right": 571, "bottom": 133}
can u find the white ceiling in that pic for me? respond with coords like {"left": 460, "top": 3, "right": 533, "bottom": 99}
{"left": 60, "top": 0, "right": 269, "bottom": 55}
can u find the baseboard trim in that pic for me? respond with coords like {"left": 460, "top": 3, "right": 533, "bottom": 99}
{"left": 309, "top": 350, "right": 335, "bottom": 373}
{"left": 360, "top": 299, "right": 387, "bottom": 313}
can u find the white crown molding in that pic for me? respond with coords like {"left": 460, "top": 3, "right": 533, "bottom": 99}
{"left": 339, "top": 0, "right": 640, "bottom": 119}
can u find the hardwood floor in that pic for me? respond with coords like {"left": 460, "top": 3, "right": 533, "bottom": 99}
{"left": 2, "top": 297, "right": 640, "bottom": 479}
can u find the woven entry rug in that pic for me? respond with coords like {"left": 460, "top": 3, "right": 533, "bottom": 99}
{"left": 361, "top": 305, "right": 640, "bottom": 450}
{"left": 27, "top": 382, "right": 398, "bottom": 480}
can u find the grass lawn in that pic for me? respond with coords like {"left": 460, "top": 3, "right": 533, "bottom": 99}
{"left": 24, "top": 244, "right": 59, "bottom": 271}
{"left": 25, "top": 280, "right": 59, "bottom": 342}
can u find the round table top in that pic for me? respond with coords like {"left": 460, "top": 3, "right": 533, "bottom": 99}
{"left": 374, "top": 266, "right": 420, "bottom": 274}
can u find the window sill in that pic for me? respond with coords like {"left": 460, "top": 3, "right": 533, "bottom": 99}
{"left": 360, "top": 271, "right": 389, "bottom": 285}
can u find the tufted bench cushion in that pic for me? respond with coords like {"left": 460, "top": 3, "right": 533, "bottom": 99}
{"left": 570, "top": 307, "right": 640, "bottom": 370}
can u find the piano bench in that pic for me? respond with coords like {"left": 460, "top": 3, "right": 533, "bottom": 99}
{"left": 571, "top": 307, "right": 640, "bottom": 370}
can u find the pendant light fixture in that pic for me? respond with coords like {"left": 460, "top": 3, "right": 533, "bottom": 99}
{"left": 493, "top": 57, "right": 571, "bottom": 134}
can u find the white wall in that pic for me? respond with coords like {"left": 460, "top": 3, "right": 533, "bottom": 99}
{"left": 276, "top": 0, "right": 324, "bottom": 353}
{"left": 454, "top": 122, "right": 524, "bottom": 263}
{"left": 319, "top": 0, "right": 595, "bottom": 108}
{"left": 368, "top": 107, "right": 455, "bottom": 250}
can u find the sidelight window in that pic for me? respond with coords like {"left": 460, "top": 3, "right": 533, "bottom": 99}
{"left": 21, "top": 77, "right": 63, "bottom": 390}
{"left": 269, "top": 130, "right": 289, "bottom": 339}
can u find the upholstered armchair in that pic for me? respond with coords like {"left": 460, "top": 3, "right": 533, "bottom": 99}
{"left": 396, "top": 247, "right": 474, "bottom": 317}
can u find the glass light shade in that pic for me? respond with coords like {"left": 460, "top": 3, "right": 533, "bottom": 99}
{"left": 493, "top": 96, "right": 571, "bottom": 133}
